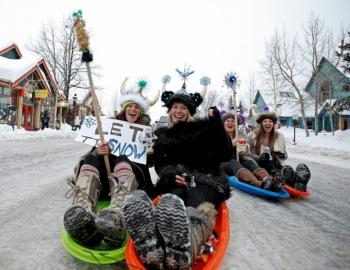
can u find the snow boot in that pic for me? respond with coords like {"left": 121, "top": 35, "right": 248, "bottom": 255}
{"left": 95, "top": 173, "right": 139, "bottom": 245}
{"left": 261, "top": 171, "right": 284, "bottom": 192}
{"left": 282, "top": 165, "right": 295, "bottom": 187}
{"left": 156, "top": 194, "right": 191, "bottom": 270}
{"left": 123, "top": 190, "right": 164, "bottom": 269}
{"left": 294, "top": 163, "right": 311, "bottom": 192}
{"left": 63, "top": 170, "right": 103, "bottom": 246}
{"left": 188, "top": 203, "right": 217, "bottom": 264}
{"left": 237, "top": 168, "right": 262, "bottom": 187}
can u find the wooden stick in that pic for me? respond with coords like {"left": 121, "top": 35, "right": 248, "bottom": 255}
{"left": 233, "top": 93, "right": 239, "bottom": 162}
{"left": 85, "top": 62, "right": 111, "bottom": 175}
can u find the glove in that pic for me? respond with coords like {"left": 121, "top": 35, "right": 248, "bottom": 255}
{"left": 143, "top": 127, "right": 157, "bottom": 154}
{"left": 208, "top": 106, "right": 220, "bottom": 119}
{"left": 259, "top": 152, "right": 271, "bottom": 161}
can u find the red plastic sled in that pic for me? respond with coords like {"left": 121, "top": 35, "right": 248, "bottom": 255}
{"left": 125, "top": 201, "right": 230, "bottom": 270}
{"left": 284, "top": 184, "right": 310, "bottom": 196}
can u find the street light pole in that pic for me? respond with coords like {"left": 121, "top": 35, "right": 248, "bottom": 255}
{"left": 293, "top": 114, "right": 298, "bottom": 145}
{"left": 72, "top": 93, "right": 77, "bottom": 130}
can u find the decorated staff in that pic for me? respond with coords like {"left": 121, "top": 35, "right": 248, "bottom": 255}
{"left": 224, "top": 71, "right": 240, "bottom": 161}
{"left": 73, "top": 10, "right": 111, "bottom": 175}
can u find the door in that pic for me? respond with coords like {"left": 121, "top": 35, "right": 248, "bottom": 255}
{"left": 23, "top": 105, "right": 33, "bottom": 131}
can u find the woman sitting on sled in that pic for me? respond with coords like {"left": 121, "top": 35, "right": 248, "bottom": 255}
{"left": 123, "top": 84, "right": 233, "bottom": 270}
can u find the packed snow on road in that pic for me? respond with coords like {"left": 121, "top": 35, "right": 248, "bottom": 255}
{"left": 0, "top": 125, "right": 350, "bottom": 270}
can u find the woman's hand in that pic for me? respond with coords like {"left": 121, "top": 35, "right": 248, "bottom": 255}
{"left": 232, "top": 138, "right": 239, "bottom": 145}
{"left": 96, "top": 142, "right": 110, "bottom": 156}
{"left": 208, "top": 106, "right": 220, "bottom": 118}
{"left": 175, "top": 175, "right": 188, "bottom": 186}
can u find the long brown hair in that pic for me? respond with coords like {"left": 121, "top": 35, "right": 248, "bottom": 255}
{"left": 254, "top": 124, "right": 278, "bottom": 155}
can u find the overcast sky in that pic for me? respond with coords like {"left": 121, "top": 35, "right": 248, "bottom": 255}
{"left": 1, "top": 0, "right": 349, "bottom": 116}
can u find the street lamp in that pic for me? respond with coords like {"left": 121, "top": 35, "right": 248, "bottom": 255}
{"left": 72, "top": 93, "right": 78, "bottom": 130}
{"left": 292, "top": 114, "right": 298, "bottom": 145}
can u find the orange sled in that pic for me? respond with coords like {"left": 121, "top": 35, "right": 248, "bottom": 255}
{"left": 125, "top": 201, "right": 230, "bottom": 270}
{"left": 284, "top": 184, "right": 310, "bottom": 196}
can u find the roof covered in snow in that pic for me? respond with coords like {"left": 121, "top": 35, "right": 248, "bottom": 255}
{"left": 0, "top": 55, "right": 41, "bottom": 83}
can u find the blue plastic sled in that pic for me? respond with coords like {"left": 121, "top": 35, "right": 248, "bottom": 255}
{"left": 228, "top": 176, "right": 289, "bottom": 199}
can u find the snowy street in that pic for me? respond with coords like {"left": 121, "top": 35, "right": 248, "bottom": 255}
{"left": 0, "top": 134, "right": 350, "bottom": 270}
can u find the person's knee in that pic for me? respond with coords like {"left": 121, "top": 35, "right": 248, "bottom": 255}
{"left": 83, "top": 154, "right": 100, "bottom": 168}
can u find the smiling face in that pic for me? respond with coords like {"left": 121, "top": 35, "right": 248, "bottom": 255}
{"left": 224, "top": 118, "right": 236, "bottom": 134}
{"left": 169, "top": 102, "right": 190, "bottom": 124}
{"left": 124, "top": 103, "right": 142, "bottom": 123}
{"left": 262, "top": 118, "right": 274, "bottom": 134}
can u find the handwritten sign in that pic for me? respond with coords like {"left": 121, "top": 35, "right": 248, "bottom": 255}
{"left": 75, "top": 116, "right": 150, "bottom": 165}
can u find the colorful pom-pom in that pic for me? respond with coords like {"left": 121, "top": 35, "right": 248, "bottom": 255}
{"left": 200, "top": 76, "right": 211, "bottom": 86}
{"left": 138, "top": 80, "right": 148, "bottom": 90}
{"left": 161, "top": 75, "right": 171, "bottom": 84}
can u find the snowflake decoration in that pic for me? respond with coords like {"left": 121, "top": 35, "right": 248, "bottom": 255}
{"left": 224, "top": 72, "right": 238, "bottom": 90}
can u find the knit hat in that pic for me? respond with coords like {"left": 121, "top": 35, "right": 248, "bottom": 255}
{"left": 222, "top": 112, "right": 242, "bottom": 124}
{"left": 118, "top": 94, "right": 149, "bottom": 114}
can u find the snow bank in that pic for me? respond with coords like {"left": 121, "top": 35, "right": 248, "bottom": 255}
{"left": 280, "top": 126, "right": 350, "bottom": 152}
{"left": 0, "top": 124, "right": 75, "bottom": 141}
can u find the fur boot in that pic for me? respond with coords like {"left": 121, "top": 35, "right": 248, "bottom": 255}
{"left": 123, "top": 190, "right": 164, "bottom": 269}
{"left": 95, "top": 173, "right": 138, "bottom": 245}
{"left": 64, "top": 169, "right": 102, "bottom": 246}
{"left": 188, "top": 203, "right": 217, "bottom": 263}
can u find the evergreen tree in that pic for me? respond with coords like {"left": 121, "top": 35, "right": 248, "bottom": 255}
{"left": 336, "top": 32, "right": 350, "bottom": 74}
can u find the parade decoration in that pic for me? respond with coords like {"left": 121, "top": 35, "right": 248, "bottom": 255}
{"left": 200, "top": 76, "right": 211, "bottom": 86}
{"left": 224, "top": 71, "right": 240, "bottom": 161}
{"left": 73, "top": 10, "right": 111, "bottom": 175}
{"left": 161, "top": 75, "right": 171, "bottom": 93}
{"left": 118, "top": 78, "right": 160, "bottom": 113}
{"left": 176, "top": 65, "right": 195, "bottom": 89}
{"left": 161, "top": 74, "right": 172, "bottom": 84}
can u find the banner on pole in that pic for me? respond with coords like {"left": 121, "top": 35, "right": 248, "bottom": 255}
{"left": 75, "top": 116, "right": 150, "bottom": 165}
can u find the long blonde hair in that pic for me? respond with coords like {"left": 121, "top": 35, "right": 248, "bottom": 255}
{"left": 167, "top": 102, "right": 193, "bottom": 127}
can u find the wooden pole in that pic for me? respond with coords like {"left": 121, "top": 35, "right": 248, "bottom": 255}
{"left": 85, "top": 62, "right": 111, "bottom": 175}
{"left": 73, "top": 11, "right": 111, "bottom": 176}
{"left": 17, "top": 88, "right": 24, "bottom": 129}
{"left": 231, "top": 91, "right": 239, "bottom": 161}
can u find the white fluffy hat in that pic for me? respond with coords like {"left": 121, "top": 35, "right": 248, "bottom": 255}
{"left": 116, "top": 78, "right": 160, "bottom": 113}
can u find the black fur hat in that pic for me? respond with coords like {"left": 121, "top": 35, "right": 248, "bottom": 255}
{"left": 161, "top": 90, "right": 203, "bottom": 116}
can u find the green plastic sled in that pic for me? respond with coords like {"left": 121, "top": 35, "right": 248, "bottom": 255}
{"left": 61, "top": 200, "right": 127, "bottom": 264}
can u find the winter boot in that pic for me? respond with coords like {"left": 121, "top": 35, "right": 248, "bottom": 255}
{"left": 64, "top": 168, "right": 103, "bottom": 246}
{"left": 294, "top": 163, "right": 311, "bottom": 192}
{"left": 123, "top": 190, "right": 164, "bottom": 269}
{"left": 237, "top": 168, "right": 262, "bottom": 187}
{"left": 187, "top": 203, "right": 217, "bottom": 264}
{"left": 95, "top": 173, "right": 139, "bottom": 245}
{"left": 282, "top": 165, "right": 295, "bottom": 187}
{"left": 260, "top": 170, "right": 284, "bottom": 192}
{"left": 156, "top": 194, "right": 191, "bottom": 270}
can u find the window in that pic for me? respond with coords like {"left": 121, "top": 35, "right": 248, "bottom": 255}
{"left": 320, "top": 81, "right": 330, "bottom": 103}
{"left": 0, "top": 86, "right": 11, "bottom": 96}
{"left": 280, "top": 91, "right": 296, "bottom": 98}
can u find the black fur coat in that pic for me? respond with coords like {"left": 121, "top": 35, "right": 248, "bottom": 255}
{"left": 153, "top": 113, "right": 233, "bottom": 208}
